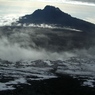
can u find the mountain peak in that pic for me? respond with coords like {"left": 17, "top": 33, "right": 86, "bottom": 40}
{"left": 18, "top": 5, "right": 95, "bottom": 32}
{"left": 44, "top": 5, "right": 61, "bottom": 11}
{"left": 18, "top": 5, "right": 71, "bottom": 24}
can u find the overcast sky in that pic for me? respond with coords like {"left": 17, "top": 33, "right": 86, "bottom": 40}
{"left": 0, "top": 0, "right": 95, "bottom": 24}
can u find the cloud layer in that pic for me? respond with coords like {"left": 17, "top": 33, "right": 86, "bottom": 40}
{"left": 0, "top": 26, "right": 95, "bottom": 62}
{"left": 68, "top": 0, "right": 95, "bottom": 3}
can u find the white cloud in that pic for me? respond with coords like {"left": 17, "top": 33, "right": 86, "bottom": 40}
{"left": 33, "top": 0, "right": 95, "bottom": 6}
{"left": 0, "top": 36, "right": 75, "bottom": 62}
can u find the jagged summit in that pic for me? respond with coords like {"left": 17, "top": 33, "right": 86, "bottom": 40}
{"left": 44, "top": 5, "right": 57, "bottom": 9}
{"left": 32, "top": 5, "right": 63, "bottom": 16}
{"left": 43, "top": 5, "right": 62, "bottom": 12}
{"left": 18, "top": 5, "right": 71, "bottom": 24}
{"left": 18, "top": 5, "right": 95, "bottom": 32}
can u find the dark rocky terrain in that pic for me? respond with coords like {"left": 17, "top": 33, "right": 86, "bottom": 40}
{"left": 0, "top": 76, "right": 95, "bottom": 95}
{"left": 0, "top": 57, "right": 95, "bottom": 95}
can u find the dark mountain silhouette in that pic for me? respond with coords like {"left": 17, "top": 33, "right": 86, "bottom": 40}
{"left": 18, "top": 5, "right": 95, "bottom": 32}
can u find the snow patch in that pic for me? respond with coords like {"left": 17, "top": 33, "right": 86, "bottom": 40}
{"left": 0, "top": 83, "right": 15, "bottom": 91}
{"left": 83, "top": 79, "right": 95, "bottom": 87}
{"left": 0, "top": 57, "right": 95, "bottom": 90}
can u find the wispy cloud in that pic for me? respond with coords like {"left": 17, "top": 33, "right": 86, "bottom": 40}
{"left": 66, "top": 0, "right": 95, "bottom": 6}
{"left": 37, "top": 0, "right": 95, "bottom": 6}
{"left": 68, "top": 0, "right": 95, "bottom": 4}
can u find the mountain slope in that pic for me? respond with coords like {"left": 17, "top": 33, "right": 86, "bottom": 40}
{"left": 18, "top": 5, "right": 95, "bottom": 32}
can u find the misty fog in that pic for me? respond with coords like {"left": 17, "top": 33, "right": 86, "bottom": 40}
{"left": 0, "top": 26, "right": 95, "bottom": 62}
